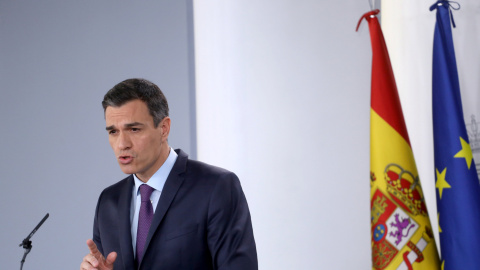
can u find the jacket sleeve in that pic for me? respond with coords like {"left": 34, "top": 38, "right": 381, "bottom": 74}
{"left": 92, "top": 190, "right": 105, "bottom": 256}
{"left": 207, "top": 172, "right": 258, "bottom": 270}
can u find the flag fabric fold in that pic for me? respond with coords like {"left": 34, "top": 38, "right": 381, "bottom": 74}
{"left": 431, "top": 1, "right": 480, "bottom": 268}
{"left": 358, "top": 10, "right": 440, "bottom": 270}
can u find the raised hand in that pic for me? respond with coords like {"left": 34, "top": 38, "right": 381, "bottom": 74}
{"left": 80, "top": 239, "right": 117, "bottom": 270}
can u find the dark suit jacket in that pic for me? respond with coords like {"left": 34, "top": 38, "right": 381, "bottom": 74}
{"left": 93, "top": 149, "right": 258, "bottom": 270}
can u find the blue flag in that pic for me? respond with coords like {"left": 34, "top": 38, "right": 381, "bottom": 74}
{"left": 431, "top": 1, "right": 480, "bottom": 268}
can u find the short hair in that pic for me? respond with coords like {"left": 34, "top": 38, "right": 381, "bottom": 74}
{"left": 102, "top": 78, "right": 169, "bottom": 127}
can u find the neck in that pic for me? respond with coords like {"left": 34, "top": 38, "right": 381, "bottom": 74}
{"left": 136, "top": 145, "right": 170, "bottom": 182}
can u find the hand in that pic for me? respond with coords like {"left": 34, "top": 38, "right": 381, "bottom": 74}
{"left": 80, "top": 239, "right": 117, "bottom": 270}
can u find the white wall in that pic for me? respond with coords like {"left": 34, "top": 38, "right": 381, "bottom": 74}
{"left": 194, "top": 1, "right": 373, "bottom": 269}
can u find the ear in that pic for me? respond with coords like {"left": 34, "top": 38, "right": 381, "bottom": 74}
{"left": 160, "top": 117, "right": 171, "bottom": 141}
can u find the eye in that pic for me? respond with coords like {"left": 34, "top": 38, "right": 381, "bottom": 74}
{"left": 108, "top": 130, "right": 117, "bottom": 135}
{"left": 131, "top": 128, "right": 140, "bottom": 132}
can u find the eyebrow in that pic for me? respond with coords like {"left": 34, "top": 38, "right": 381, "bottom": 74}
{"left": 105, "top": 122, "right": 145, "bottom": 131}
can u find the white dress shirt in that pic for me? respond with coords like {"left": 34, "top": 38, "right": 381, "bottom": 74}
{"left": 130, "top": 147, "right": 177, "bottom": 257}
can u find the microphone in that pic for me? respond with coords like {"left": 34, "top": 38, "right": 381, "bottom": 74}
{"left": 19, "top": 213, "right": 49, "bottom": 270}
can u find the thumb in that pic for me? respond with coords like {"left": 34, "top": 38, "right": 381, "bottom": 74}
{"left": 105, "top": 252, "right": 117, "bottom": 269}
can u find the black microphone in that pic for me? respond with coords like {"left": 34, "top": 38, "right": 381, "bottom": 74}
{"left": 19, "top": 213, "right": 49, "bottom": 270}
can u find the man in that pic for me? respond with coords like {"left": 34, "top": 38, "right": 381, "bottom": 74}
{"left": 80, "top": 78, "right": 257, "bottom": 270}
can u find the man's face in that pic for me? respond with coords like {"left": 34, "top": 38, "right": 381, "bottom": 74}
{"left": 105, "top": 99, "right": 170, "bottom": 182}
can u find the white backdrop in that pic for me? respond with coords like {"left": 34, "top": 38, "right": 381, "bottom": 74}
{"left": 194, "top": 1, "right": 373, "bottom": 268}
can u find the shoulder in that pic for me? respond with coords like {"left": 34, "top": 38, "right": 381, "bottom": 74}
{"left": 169, "top": 155, "right": 243, "bottom": 203}
{"left": 175, "top": 148, "right": 239, "bottom": 183}
{"left": 184, "top": 159, "right": 242, "bottom": 191}
{"left": 186, "top": 159, "right": 236, "bottom": 178}
{"left": 184, "top": 159, "right": 247, "bottom": 203}
{"left": 97, "top": 175, "right": 133, "bottom": 201}
{"left": 103, "top": 174, "right": 132, "bottom": 192}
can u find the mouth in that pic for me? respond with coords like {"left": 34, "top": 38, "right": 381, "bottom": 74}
{"left": 118, "top": 155, "right": 134, "bottom": 165}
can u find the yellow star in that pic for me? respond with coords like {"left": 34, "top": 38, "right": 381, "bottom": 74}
{"left": 454, "top": 137, "right": 474, "bottom": 169}
{"left": 438, "top": 213, "right": 442, "bottom": 233}
{"left": 436, "top": 168, "right": 451, "bottom": 199}
{"left": 441, "top": 260, "right": 445, "bottom": 270}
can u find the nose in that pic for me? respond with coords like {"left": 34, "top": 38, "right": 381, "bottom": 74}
{"left": 117, "top": 131, "right": 132, "bottom": 150}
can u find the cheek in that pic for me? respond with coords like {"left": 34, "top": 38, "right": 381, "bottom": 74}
{"left": 131, "top": 134, "right": 161, "bottom": 155}
{"left": 139, "top": 138, "right": 160, "bottom": 157}
{"left": 132, "top": 137, "right": 149, "bottom": 153}
{"left": 108, "top": 137, "right": 122, "bottom": 154}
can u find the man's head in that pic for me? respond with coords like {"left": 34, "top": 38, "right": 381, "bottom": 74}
{"left": 103, "top": 79, "right": 171, "bottom": 182}
{"left": 102, "top": 78, "right": 169, "bottom": 127}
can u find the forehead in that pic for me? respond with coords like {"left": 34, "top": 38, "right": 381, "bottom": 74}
{"left": 105, "top": 100, "right": 152, "bottom": 125}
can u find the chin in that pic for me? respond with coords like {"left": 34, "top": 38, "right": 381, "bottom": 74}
{"left": 119, "top": 164, "right": 136, "bottom": 175}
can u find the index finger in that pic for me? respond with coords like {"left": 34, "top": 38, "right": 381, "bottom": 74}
{"left": 86, "top": 239, "right": 101, "bottom": 257}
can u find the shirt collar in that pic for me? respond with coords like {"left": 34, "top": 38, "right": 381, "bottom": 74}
{"left": 133, "top": 147, "right": 178, "bottom": 194}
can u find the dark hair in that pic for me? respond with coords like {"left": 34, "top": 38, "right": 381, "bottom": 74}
{"left": 102, "top": 78, "right": 169, "bottom": 127}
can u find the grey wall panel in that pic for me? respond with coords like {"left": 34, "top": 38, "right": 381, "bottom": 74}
{"left": 0, "top": 1, "right": 195, "bottom": 269}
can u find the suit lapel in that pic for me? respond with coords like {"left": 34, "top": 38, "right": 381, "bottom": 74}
{"left": 140, "top": 149, "right": 188, "bottom": 267}
{"left": 118, "top": 175, "right": 135, "bottom": 270}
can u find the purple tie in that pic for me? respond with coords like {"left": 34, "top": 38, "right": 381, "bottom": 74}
{"left": 136, "top": 184, "right": 155, "bottom": 264}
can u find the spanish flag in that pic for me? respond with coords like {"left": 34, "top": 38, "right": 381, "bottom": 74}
{"left": 357, "top": 10, "right": 440, "bottom": 269}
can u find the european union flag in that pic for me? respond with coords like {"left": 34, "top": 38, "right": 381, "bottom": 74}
{"left": 431, "top": 1, "right": 480, "bottom": 268}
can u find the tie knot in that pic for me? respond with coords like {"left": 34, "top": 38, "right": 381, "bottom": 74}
{"left": 139, "top": 184, "right": 154, "bottom": 202}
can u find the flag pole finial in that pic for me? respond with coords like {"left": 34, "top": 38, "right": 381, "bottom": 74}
{"left": 356, "top": 9, "right": 380, "bottom": 32}
{"left": 430, "top": 0, "right": 461, "bottom": 28}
